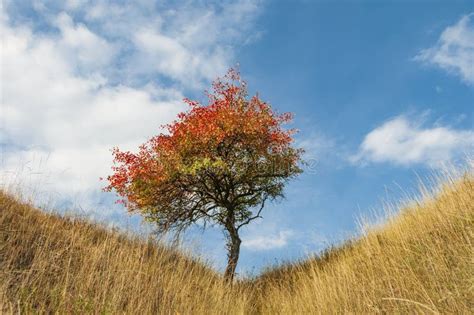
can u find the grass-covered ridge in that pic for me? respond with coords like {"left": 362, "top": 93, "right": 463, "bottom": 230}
{"left": 1, "top": 171, "right": 472, "bottom": 313}
{"left": 251, "top": 172, "right": 473, "bottom": 313}
{"left": 0, "top": 192, "right": 249, "bottom": 313}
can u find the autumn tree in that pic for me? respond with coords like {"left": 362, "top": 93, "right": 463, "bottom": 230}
{"left": 105, "top": 69, "right": 303, "bottom": 280}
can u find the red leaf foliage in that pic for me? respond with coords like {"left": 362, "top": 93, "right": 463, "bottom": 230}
{"left": 104, "top": 68, "right": 303, "bottom": 233}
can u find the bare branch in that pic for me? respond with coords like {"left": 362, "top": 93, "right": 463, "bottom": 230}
{"left": 236, "top": 195, "right": 268, "bottom": 231}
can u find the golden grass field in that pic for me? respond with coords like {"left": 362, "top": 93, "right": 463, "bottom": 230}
{"left": 1, "top": 169, "right": 473, "bottom": 314}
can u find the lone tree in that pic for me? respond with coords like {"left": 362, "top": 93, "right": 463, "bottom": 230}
{"left": 105, "top": 69, "right": 303, "bottom": 280}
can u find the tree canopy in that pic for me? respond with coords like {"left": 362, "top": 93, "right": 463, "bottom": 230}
{"left": 105, "top": 69, "right": 303, "bottom": 280}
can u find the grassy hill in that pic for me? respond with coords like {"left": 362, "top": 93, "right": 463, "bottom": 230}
{"left": 251, "top": 172, "right": 473, "bottom": 313}
{"left": 1, "top": 171, "right": 472, "bottom": 313}
{"left": 0, "top": 192, "right": 249, "bottom": 314}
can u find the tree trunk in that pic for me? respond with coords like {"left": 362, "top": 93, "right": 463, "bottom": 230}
{"left": 224, "top": 225, "right": 241, "bottom": 282}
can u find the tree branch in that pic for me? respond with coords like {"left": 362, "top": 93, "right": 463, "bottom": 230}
{"left": 236, "top": 195, "right": 267, "bottom": 231}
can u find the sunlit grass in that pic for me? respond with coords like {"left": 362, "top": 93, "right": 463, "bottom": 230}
{"left": 1, "top": 167, "right": 472, "bottom": 313}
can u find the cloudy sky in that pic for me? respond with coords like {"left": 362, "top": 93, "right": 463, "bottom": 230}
{"left": 1, "top": 0, "right": 473, "bottom": 274}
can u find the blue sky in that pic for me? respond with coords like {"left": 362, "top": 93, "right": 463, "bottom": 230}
{"left": 1, "top": 0, "right": 473, "bottom": 275}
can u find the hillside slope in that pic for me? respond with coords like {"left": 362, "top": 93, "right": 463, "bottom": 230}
{"left": 252, "top": 173, "right": 473, "bottom": 313}
{"left": 1, "top": 172, "right": 472, "bottom": 314}
{"left": 0, "top": 192, "right": 248, "bottom": 314}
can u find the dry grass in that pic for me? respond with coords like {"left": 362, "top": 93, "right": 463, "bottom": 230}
{"left": 251, "top": 172, "right": 474, "bottom": 313}
{"left": 0, "top": 192, "right": 252, "bottom": 313}
{"left": 1, "top": 170, "right": 473, "bottom": 313}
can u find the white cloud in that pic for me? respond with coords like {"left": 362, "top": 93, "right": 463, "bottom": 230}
{"left": 0, "top": 1, "right": 262, "bottom": 208}
{"left": 131, "top": 28, "right": 228, "bottom": 88}
{"left": 65, "top": 0, "right": 88, "bottom": 10}
{"left": 415, "top": 13, "right": 474, "bottom": 85}
{"left": 352, "top": 115, "right": 474, "bottom": 167}
{"left": 54, "top": 12, "right": 117, "bottom": 72}
{"left": 0, "top": 15, "right": 184, "bottom": 195}
{"left": 242, "top": 230, "right": 294, "bottom": 251}
{"left": 81, "top": 0, "right": 261, "bottom": 87}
